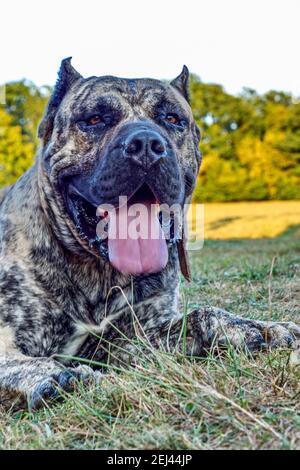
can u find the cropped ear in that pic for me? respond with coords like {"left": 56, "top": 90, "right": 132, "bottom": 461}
{"left": 170, "top": 65, "right": 190, "bottom": 102}
{"left": 38, "top": 57, "right": 82, "bottom": 142}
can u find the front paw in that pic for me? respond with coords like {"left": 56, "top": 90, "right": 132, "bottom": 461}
{"left": 262, "top": 321, "right": 300, "bottom": 349}
{"left": 196, "top": 307, "right": 300, "bottom": 353}
{"left": 29, "top": 365, "right": 101, "bottom": 410}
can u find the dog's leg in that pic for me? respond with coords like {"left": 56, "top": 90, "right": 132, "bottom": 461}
{"left": 145, "top": 307, "right": 300, "bottom": 355}
{"left": 0, "top": 326, "right": 100, "bottom": 410}
{"left": 83, "top": 303, "right": 300, "bottom": 367}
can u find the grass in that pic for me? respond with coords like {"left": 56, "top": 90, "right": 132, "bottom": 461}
{"left": 0, "top": 202, "right": 300, "bottom": 450}
{"left": 190, "top": 200, "right": 300, "bottom": 239}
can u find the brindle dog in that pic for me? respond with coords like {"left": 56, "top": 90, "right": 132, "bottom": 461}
{"left": 0, "top": 58, "right": 299, "bottom": 410}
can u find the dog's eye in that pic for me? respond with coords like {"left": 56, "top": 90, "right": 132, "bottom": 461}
{"left": 165, "top": 114, "right": 180, "bottom": 125}
{"left": 86, "top": 115, "right": 103, "bottom": 126}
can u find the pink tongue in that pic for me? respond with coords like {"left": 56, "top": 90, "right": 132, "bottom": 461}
{"left": 107, "top": 201, "right": 168, "bottom": 275}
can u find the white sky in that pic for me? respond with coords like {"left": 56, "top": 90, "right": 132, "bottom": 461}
{"left": 0, "top": 0, "right": 300, "bottom": 96}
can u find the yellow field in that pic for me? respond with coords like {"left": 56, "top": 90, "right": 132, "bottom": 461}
{"left": 189, "top": 201, "right": 300, "bottom": 239}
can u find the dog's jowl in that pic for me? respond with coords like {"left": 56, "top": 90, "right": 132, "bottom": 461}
{"left": 0, "top": 58, "right": 299, "bottom": 409}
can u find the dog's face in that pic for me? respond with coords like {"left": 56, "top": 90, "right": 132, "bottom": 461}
{"left": 39, "top": 58, "right": 201, "bottom": 275}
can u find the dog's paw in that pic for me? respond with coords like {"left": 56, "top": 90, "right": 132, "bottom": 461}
{"left": 28, "top": 365, "right": 101, "bottom": 410}
{"left": 196, "top": 307, "right": 300, "bottom": 353}
{"left": 220, "top": 321, "right": 300, "bottom": 352}
{"left": 262, "top": 321, "right": 300, "bottom": 349}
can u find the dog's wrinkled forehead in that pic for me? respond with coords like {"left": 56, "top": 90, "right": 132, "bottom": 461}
{"left": 38, "top": 58, "right": 194, "bottom": 144}
{"left": 59, "top": 75, "right": 192, "bottom": 122}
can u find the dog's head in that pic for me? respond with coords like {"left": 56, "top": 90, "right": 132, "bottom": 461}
{"left": 38, "top": 58, "right": 201, "bottom": 276}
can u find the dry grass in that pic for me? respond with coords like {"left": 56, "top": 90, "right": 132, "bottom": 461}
{"left": 0, "top": 203, "right": 300, "bottom": 450}
{"left": 188, "top": 200, "right": 300, "bottom": 239}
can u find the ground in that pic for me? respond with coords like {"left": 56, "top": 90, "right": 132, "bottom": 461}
{"left": 0, "top": 202, "right": 300, "bottom": 450}
{"left": 192, "top": 200, "right": 300, "bottom": 240}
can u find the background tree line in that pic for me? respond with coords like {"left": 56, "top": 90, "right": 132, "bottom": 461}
{"left": 0, "top": 77, "right": 300, "bottom": 201}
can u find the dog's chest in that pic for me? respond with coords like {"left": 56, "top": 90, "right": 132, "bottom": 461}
{"left": 60, "top": 307, "right": 127, "bottom": 359}
{"left": 60, "top": 286, "right": 134, "bottom": 358}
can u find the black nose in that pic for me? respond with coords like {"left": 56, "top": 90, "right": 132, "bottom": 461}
{"left": 123, "top": 129, "right": 167, "bottom": 169}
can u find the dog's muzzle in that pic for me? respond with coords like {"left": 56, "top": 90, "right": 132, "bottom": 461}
{"left": 61, "top": 121, "right": 184, "bottom": 276}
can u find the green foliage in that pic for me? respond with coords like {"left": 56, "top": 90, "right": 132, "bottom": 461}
{"left": 0, "top": 109, "right": 34, "bottom": 187}
{"left": 190, "top": 75, "right": 300, "bottom": 201}
{"left": 0, "top": 77, "right": 299, "bottom": 200}
{"left": 0, "top": 80, "right": 50, "bottom": 187}
{"left": 4, "top": 80, "right": 50, "bottom": 147}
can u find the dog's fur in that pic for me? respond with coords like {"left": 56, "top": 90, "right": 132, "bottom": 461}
{"left": 0, "top": 59, "right": 299, "bottom": 409}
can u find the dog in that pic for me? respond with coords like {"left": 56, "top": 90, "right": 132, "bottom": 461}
{"left": 0, "top": 58, "right": 299, "bottom": 409}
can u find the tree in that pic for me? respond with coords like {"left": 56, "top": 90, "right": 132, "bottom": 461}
{"left": 190, "top": 74, "right": 300, "bottom": 201}
{"left": 0, "top": 108, "right": 34, "bottom": 187}
{"left": 4, "top": 80, "right": 50, "bottom": 148}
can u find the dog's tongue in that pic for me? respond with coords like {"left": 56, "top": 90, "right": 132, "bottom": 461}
{"left": 107, "top": 201, "right": 168, "bottom": 275}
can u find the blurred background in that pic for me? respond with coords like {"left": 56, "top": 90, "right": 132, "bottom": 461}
{"left": 1, "top": 0, "right": 300, "bottom": 239}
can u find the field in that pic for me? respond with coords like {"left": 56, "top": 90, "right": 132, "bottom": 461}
{"left": 0, "top": 202, "right": 300, "bottom": 450}
{"left": 195, "top": 200, "right": 300, "bottom": 240}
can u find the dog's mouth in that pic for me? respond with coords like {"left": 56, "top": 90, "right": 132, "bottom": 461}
{"left": 66, "top": 183, "right": 179, "bottom": 276}
{"left": 65, "top": 187, "right": 98, "bottom": 242}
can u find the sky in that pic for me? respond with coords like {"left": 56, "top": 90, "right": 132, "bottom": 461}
{"left": 0, "top": 0, "right": 300, "bottom": 96}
